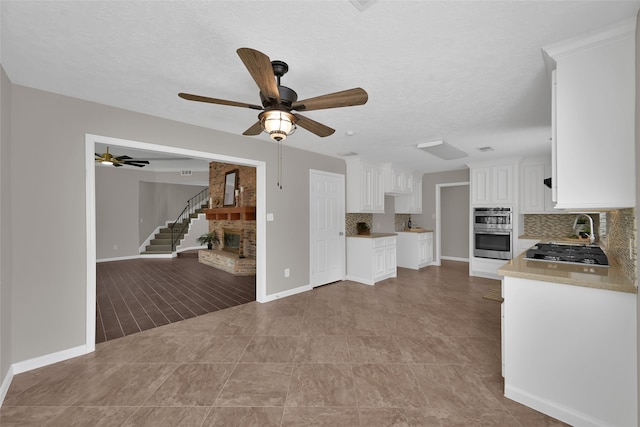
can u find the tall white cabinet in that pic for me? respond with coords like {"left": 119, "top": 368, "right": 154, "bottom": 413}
{"left": 470, "top": 162, "right": 515, "bottom": 206}
{"left": 468, "top": 160, "right": 519, "bottom": 279}
{"left": 543, "top": 19, "right": 635, "bottom": 209}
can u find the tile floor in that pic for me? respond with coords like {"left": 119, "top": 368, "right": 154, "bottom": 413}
{"left": 96, "top": 252, "right": 256, "bottom": 343}
{"left": 2, "top": 261, "right": 567, "bottom": 426}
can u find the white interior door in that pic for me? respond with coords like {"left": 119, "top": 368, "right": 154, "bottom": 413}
{"left": 310, "top": 170, "right": 345, "bottom": 287}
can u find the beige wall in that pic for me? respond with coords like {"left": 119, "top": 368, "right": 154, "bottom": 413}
{"left": 8, "top": 83, "right": 344, "bottom": 364}
{"left": 440, "top": 185, "right": 470, "bottom": 259}
{"left": 1, "top": 66, "right": 13, "bottom": 386}
{"left": 635, "top": 12, "right": 639, "bottom": 424}
{"left": 95, "top": 165, "right": 207, "bottom": 260}
{"left": 413, "top": 169, "right": 470, "bottom": 259}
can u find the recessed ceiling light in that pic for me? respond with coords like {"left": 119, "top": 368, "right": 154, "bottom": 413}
{"left": 417, "top": 140, "right": 467, "bottom": 160}
{"left": 345, "top": 131, "right": 355, "bottom": 136}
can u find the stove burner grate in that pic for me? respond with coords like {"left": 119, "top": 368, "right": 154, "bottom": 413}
{"left": 525, "top": 243, "right": 609, "bottom": 267}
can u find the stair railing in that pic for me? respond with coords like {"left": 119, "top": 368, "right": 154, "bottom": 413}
{"left": 171, "top": 188, "right": 209, "bottom": 251}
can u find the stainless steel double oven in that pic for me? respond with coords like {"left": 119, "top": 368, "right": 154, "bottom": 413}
{"left": 473, "top": 207, "right": 513, "bottom": 260}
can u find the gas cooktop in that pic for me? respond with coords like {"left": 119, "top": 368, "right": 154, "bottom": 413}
{"left": 525, "top": 243, "right": 609, "bottom": 267}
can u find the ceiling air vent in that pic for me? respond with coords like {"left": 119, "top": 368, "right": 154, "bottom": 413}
{"left": 349, "top": 0, "right": 377, "bottom": 12}
{"left": 477, "top": 146, "right": 494, "bottom": 152}
{"left": 181, "top": 170, "right": 193, "bottom": 176}
{"left": 338, "top": 151, "right": 358, "bottom": 157}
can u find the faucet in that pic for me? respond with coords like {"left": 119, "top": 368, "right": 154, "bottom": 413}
{"left": 573, "top": 214, "right": 595, "bottom": 245}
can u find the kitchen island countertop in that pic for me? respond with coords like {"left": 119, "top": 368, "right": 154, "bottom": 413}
{"left": 498, "top": 252, "right": 636, "bottom": 294}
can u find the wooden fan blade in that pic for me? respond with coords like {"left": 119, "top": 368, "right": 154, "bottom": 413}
{"left": 243, "top": 121, "right": 263, "bottom": 136}
{"left": 124, "top": 160, "right": 149, "bottom": 165}
{"left": 236, "top": 48, "right": 280, "bottom": 104}
{"left": 293, "top": 114, "right": 335, "bottom": 137}
{"left": 116, "top": 155, "right": 132, "bottom": 160}
{"left": 179, "top": 93, "right": 263, "bottom": 110}
{"left": 124, "top": 162, "right": 147, "bottom": 167}
{"left": 292, "top": 88, "right": 368, "bottom": 112}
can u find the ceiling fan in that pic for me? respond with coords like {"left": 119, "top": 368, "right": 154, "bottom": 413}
{"left": 95, "top": 147, "right": 150, "bottom": 168}
{"left": 178, "top": 47, "right": 368, "bottom": 142}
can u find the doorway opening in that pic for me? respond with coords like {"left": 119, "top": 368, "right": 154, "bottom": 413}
{"left": 435, "top": 181, "right": 470, "bottom": 266}
{"left": 85, "top": 134, "right": 267, "bottom": 352}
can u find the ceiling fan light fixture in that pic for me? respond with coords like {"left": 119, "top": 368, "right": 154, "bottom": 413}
{"left": 101, "top": 160, "right": 113, "bottom": 165}
{"left": 259, "top": 110, "right": 297, "bottom": 141}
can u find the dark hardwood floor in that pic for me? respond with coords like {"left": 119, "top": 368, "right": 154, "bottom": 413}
{"left": 95, "top": 251, "right": 256, "bottom": 343}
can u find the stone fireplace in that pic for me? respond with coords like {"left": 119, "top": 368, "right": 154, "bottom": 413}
{"left": 198, "top": 162, "right": 257, "bottom": 276}
{"left": 222, "top": 228, "right": 243, "bottom": 256}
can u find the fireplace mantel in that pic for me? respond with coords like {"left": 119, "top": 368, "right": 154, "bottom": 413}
{"left": 204, "top": 206, "right": 256, "bottom": 221}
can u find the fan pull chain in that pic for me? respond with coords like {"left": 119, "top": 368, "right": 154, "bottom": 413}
{"left": 277, "top": 140, "right": 283, "bottom": 189}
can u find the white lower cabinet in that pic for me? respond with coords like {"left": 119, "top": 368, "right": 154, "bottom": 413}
{"left": 503, "top": 276, "right": 637, "bottom": 426}
{"left": 396, "top": 231, "right": 433, "bottom": 270}
{"left": 469, "top": 257, "right": 508, "bottom": 280}
{"left": 346, "top": 235, "right": 397, "bottom": 285}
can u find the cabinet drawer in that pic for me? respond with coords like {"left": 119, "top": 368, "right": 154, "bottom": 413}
{"left": 373, "top": 238, "right": 386, "bottom": 248}
{"left": 373, "top": 236, "right": 396, "bottom": 247}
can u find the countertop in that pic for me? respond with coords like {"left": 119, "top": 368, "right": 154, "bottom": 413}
{"left": 498, "top": 252, "right": 637, "bottom": 294}
{"left": 397, "top": 228, "right": 434, "bottom": 233}
{"left": 347, "top": 232, "right": 397, "bottom": 238}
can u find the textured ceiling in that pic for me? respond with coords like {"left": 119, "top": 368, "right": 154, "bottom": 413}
{"left": 2, "top": 1, "right": 639, "bottom": 173}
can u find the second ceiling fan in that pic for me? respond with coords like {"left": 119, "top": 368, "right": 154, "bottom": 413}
{"left": 179, "top": 48, "right": 368, "bottom": 141}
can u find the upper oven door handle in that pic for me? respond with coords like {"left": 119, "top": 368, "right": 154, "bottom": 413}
{"left": 475, "top": 230, "right": 511, "bottom": 235}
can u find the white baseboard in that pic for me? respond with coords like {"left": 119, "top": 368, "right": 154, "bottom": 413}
{"left": 12, "top": 345, "right": 89, "bottom": 375}
{"left": 441, "top": 256, "right": 469, "bottom": 262}
{"left": 177, "top": 245, "right": 206, "bottom": 253}
{"left": 470, "top": 270, "right": 502, "bottom": 280}
{"left": 137, "top": 253, "right": 176, "bottom": 259}
{"left": 505, "top": 384, "right": 608, "bottom": 427}
{"left": 260, "top": 284, "right": 314, "bottom": 303}
{"left": 0, "top": 365, "right": 14, "bottom": 406}
{"left": 96, "top": 254, "right": 140, "bottom": 263}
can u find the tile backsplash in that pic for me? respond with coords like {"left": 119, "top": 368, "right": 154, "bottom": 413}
{"left": 604, "top": 208, "right": 637, "bottom": 284}
{"left": 346, "top": 213, "right": 373, "bottom": 235}
{"left": 523, "top": 213, "right": 601, "bottom": 240}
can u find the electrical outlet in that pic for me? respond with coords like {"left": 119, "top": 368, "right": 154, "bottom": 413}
{"left": 284, "top": 268, "right": 290, "bottom": 278}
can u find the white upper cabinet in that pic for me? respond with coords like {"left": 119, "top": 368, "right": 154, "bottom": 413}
{"left": 520, "top": 158, "right": 556, "bottom": 213}
{"left": 395, "top": 172, "right": 423, "bottom": 214}
{"left": 543, "top": 19, "right": 635, "bottom": 209}
{"left": 469, "top": 161, "right": 516, "bottom": 206}
{"left": 383, "top": 164, "right": 412, "bottom": 195}
{"left": 346, "top": 158, "right": 385, "bottom": 213}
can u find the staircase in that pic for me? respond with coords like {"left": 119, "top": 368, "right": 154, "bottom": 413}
{"left": 141, "top": 189, "right": 209, "bottom": 256}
